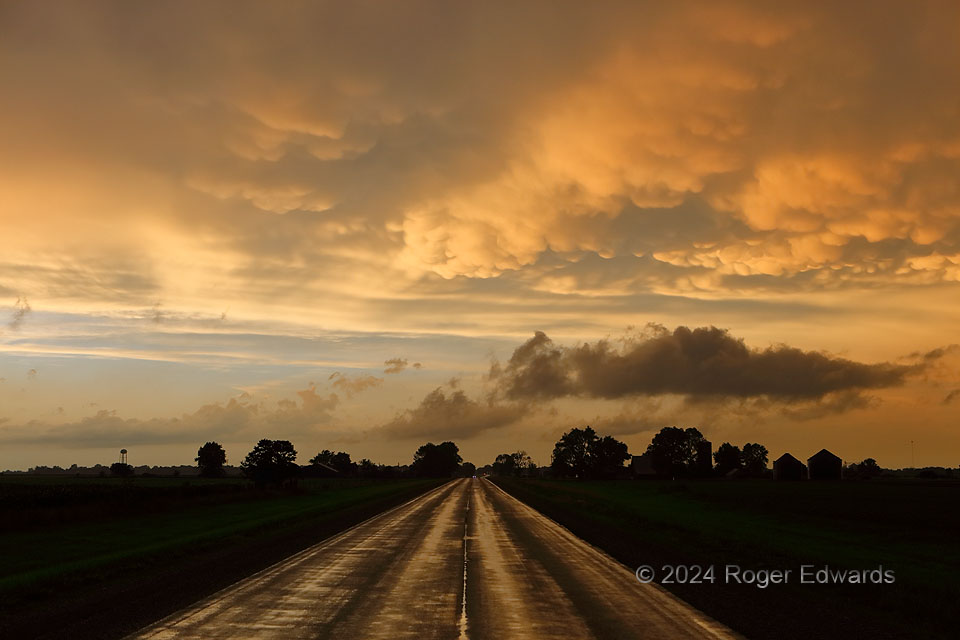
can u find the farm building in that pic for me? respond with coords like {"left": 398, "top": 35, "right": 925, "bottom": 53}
{"left": 631, "top": 453, "right": 655, "bottom": 477}
{"left": 807, "top": 449, "right": 843, "bottom": 480}
{"left": 773, "top": 453, "right": 806, "bottom": 480}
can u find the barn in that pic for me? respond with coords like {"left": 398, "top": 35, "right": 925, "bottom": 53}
{"left": 807, "top": 449, "right": 843, "bottom": 480}
{"left": 773, "top": 453, "right": 806, "bottom": 480}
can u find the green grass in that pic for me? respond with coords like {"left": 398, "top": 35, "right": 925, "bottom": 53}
{"left": 494, "top": 477, "right": 959, "bottom": 640}
{"left": 0, "top": 477, "right": 439, "bottom": 594}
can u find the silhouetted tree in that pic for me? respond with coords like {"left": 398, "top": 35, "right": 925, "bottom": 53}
{"left": 493, "top": 453, "right": 516, "bottom": 475}
{"left": 110, "top": 462, "right": 134, "bottom": 477}
{"left": 741, "top": 443, "right": 769, "bottom": 476}
{"left": 646, "top": 426, "right": 707, "bottom": 477}
{"left": 591, "top": 436, "right": 630, "bottom": 479}
{"left": 309, "top": 449, "right": 357, "bottom": 475}
{"left": 196, "top": 441, "right": 227, "bottom": 477}
{"left": 493, "top": 451, "right": 534, "bottom": 476}
{"left": 411, "top": 441, "right": 462, "bottom": 477}
{"left": 714, "top": 442, "right": 743, "bottom": 475}
{"left": 358, "top": 458, "right": 378, "bottom": 477}
{"left": 460, "top": 462, "right": 477, "bottom": 477}
{"left": 551, "top": 427, "right": 630, "bottom": 478}
{"left": 857, "top": 458, "right": 881, "bottom": 475}
{"left": 551, "top": 427, "right": 598, "bottom": 478}
{"left": 241, "top": 439, "right": 299, "bottom": 487}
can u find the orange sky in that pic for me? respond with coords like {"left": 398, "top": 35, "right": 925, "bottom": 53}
{"left": 1, "top": 1, "right": 959, "bottom": 470}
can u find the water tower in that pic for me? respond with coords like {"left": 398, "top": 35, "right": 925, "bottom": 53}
{"left": 119, "top": 448, "right": 128, "bottom": 465}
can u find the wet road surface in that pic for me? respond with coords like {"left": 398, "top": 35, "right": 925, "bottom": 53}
{"left": 129, "top": 478, "right": 738, "bottom": 639}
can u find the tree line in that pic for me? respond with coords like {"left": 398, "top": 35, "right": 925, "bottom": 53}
{"left": 104, "top": 439, "right": 481, "bottom": 486}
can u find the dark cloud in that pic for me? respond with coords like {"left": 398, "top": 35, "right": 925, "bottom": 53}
{"left": 375, "top": 387, "right": 526, "bottom": 440}
{"left": 920, "top": 345, "right": 959, "bottom": 361}
{"left": 384, "top": 358, "right": 411, "bottom": 374}
{"left": 0, "top": 385, "right": 340, "bottom": 448}
{"left": 943, "top": 389, "right": 960, "bottom": 405}
{"left": 492, "top": 326, "right": 920, "bottom": 404}
{"left": 328, "top": 372, "right": 383, "bottom": 397}
{"left": 8, "top": 297, "right": 31, "bottom": 330}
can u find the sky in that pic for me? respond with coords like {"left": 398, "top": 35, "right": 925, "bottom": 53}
{"left": 1, "top": 0, "right": 959, "bottom": 471}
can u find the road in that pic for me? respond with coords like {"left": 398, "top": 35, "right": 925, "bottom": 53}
{"left": 129, "top": 478, "right": 738, "bottom": 639}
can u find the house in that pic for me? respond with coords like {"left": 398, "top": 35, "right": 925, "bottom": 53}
{"left": 773, "top": 453, "right": 806, "bottom": 480}
{"left": 631, "top": 453, "right": 655, "bottom": 477}
{"left": 807, "top": 449, "right": 843, "bottom": 480}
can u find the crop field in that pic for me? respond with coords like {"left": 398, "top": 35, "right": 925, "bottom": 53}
{"left": 0, "top": 476, "right": 443, "bottom": 639}
{"left": 492, "top": 477, "right": 960, "bottom": 640}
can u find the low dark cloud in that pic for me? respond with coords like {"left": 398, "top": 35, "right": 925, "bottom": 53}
{"left": 328, "top": 372, "right": 383, "bottom": 397}
{"left": 384, "top": 358, "right": 420, "bottom": 374}
{"left": 375, "top": 387, "right": 526, "bottom": 440}
{"left": 8, "top": 297, "right": 31, "bottom": 330}
{"left": 0, "top": 386, "right": 340, "bottom": 448}
{"left": 491, "top": 325, "right": 921, "bottom": 405}
{"left": 943, "top": 389, "right": 960, "bottom": 405}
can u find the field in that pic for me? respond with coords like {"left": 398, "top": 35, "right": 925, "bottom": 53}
{"left": 492, "top": 477, "right": 960, "bottom": 640}
{"left": 0, "top": 475, "right": 443, "bottom": 639}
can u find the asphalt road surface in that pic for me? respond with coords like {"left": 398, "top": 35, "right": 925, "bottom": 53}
{"left": 129, "top": 478, "right": 738, "bottom": 639}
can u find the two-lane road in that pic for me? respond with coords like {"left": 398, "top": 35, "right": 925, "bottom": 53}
{"left": 130, "top": 479, "right": 737, "bottom": 639}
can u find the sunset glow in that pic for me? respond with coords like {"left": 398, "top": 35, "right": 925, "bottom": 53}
{"left": 1, "top": 1, "right": 959, "bottom": 470}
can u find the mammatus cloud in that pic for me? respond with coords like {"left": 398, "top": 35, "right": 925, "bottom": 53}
{"left": 328, "top": 372, "right": 383, "bottom": 397}
{"left": 374, "top": 387, "right": 526, "bottom": 440}
{"left": 8, "top": 297, "right": 31, "bottom": 330}
{"left": 490, "top": 326, "right": 920, "bottom": 407}
{"left": 384, "top": 358, "right": 422, "bottom": 374}
{"left": 0, "top": 1, "right": 958, "bottom": 326}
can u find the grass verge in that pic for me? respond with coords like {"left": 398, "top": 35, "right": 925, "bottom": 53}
{"left": 492, "top": 477, "right": 959, "bottom": 640}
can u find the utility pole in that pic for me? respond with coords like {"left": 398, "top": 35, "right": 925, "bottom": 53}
{"left": 910, "top": 440, "right": 915, "bottom": 469}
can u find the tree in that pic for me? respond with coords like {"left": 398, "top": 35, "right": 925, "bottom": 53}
{"left": 551, "top": 427, "right": 598, "bottom": 478}
{"left": 857, "top": 458, "right": 881, "bottom": 475}
{"left": 411, "top": 441, "right": 462, "bottom": 477}
{"left": 241, "top": 439, "right": 298, "bottom": 487}
{"left": 741, "top": 443, "right": 769, "bottom": 476}
{"left": 459, "top": 462, "right": 477, "bottom": 477}
{"left": 196, "top": 441, "right": 227, "bottom": 477}
{"left": 493, "top": 451, "right": 534, "bottom": 477}
{"left": 358, "top": 458, "right": 378, "bottom": 477}
{"left": 309, "top": 449, "right": 357, "bottom": 475}
{"left": 551, "top": 427, "right": 630, "bottom": 479}
{"left": 110, "top": 462, "right": 133, "bottom": 477}
{"left": 493, "top": 453, "right": 516, "bottom": 476}
{"left": 645, "top": 426, "right": 707, "bottom": 477}
{"left": 591, "top": 436, "right": 630, "bottom": 479}
{"left": 714, "top": 442, "right": 742, "bottom": 475}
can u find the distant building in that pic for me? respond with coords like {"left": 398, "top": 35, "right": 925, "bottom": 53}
{"left": 631, "top": 453, "right": 655, "bottom": 477}
{"left": 807, "top": 449, "right": 843, "bottom": 480}
{"left": 773, "top": 453, "right": 806, "bottom": 480}
{"left": 303, "top": 461, "right": 340, "bottom": 478}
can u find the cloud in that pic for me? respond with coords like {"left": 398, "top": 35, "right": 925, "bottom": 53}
{"left": 374, "top": 387, "right": 526, "bottom": 440}
{"left": 943, "top": 389, "right": 960, "bottom": 405}
{"left": 328, "top": 372, "right": 383, "bottom": 397}
{"left": 384, "top": 358, "right": 411, "bottom": 374}
{"left": 8, "top": 297, "right": 31, "bottom": 330}
{"left": 491, "top": 326, "right": 920, "bottom": 406}
{"left": 0, "top": 385, "right": 340, "bottom": 448}
{"left": 0, "top": 0, "right": 957, "bottom": 328}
